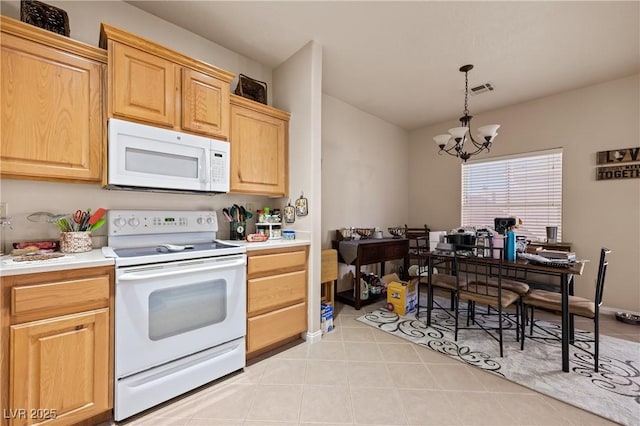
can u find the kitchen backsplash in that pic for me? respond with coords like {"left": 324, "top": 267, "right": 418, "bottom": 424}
{"left": 0, "top": 179, "right": 285, "bottom": 253}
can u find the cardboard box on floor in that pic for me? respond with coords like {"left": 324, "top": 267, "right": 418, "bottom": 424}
{"left": 383, "top": 273, "right": 417, "bottom": 316}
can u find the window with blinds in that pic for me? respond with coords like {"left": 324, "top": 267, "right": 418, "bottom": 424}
{"left": 461, "top": 149, "right": 563, "bottom": 242}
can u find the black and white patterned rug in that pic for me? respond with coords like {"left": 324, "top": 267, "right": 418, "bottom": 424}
{"left": 357, "top": 302, "right": 640, "bottom": 425}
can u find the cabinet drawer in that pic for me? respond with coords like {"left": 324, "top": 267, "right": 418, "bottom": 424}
{"left": 247, "top": 302, "right": 306, "bottom": 354}
{"left": 248, "top": 270, "right": 306, "bottom": 315}
{"left": 12, "top": 275, "right": 109, "bottom": 320}
{"left": 248, "top": 249, "right": 306, "bottom": 276}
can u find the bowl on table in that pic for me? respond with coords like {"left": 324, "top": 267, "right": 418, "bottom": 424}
{"left": 388, "top": 227, "right": 406, "bottom": 238}
{"left": 355, "top": 228, "right": 375, "bottom": 239}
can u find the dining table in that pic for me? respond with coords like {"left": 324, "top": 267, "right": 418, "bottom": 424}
{"left": 422, "top": 251, "right": 586, "bottom": 372}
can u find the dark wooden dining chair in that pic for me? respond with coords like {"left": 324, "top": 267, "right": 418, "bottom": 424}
{"left": 454, "top": 248, "right": 521, "bottom": 357}
{"left": 522, "top": 247, "right": 611, "bottom": 372}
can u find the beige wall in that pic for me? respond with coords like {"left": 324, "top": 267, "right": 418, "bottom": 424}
{"left": 0, "top": 0, "right": 275, "bottom": 250}
{"left": 273, "top": 41, "right": 324, "bottom": 336}
{"left": 322, "top": 94, "right": 410, "bottom": 290}
{"left": 409, "top": 74, "right": 640, "bottom": 313}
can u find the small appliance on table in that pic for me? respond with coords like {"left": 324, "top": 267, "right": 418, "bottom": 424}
{"left": 102, "top": 210, "right": 247, "bottom": 421}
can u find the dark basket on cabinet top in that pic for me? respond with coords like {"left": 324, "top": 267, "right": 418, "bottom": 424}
{"left": 20, "top": 0, "right": 70, "bottom": 37}
{"left": 234, "top": 74, "right": 267, "bottom": 104}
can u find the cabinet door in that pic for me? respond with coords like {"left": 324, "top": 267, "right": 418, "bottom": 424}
{"left": 230, "top": 104, "right": 287, "bottom": 196}
{"left": 247, "top": 302, "right": 306, "bottom": 355}
{"left": 111, "top": 42, "right": 176, "bottom": 127}
{"left": 9, "top": 309, "right": 109, "bottom": 426}
{"left": 1, "top": 33, "right": 104, "bottom": 181}
{"left": 182, "top": 68, "right": 229, "bottom": 139}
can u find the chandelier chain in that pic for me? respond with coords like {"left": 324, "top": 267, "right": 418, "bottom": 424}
{"left": 463, "top": 69, "right": 469, "bottom": 117}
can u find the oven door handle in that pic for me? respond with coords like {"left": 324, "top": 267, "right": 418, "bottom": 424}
{"left": 118, "top": 258, "right": 245, "bottom": 281}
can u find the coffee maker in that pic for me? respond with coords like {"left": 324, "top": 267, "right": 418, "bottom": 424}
{"left": 494, "top": 217, "right": 517, "bottom": 235}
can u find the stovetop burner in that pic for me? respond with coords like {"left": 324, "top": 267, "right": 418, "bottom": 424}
{"left": 114, "top": 241, "right": 238, "bottom": 258}
{"left": 103, "top": 210, "right": 246, "bottom": 266}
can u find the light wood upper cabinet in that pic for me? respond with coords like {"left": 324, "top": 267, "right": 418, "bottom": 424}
{"left": 1, "top": 266, "right": 114, "bottom": 426}
{"left": 0, "top": 16, "right": 106, "bottom": 183}
{"left": 230, "top": 94, "right": 290, "bottom": 196}
{"left": 182, "top": 68, "right": 229, "bottom": 137}
{"left": 110, "top": 42, "right": 176, "bottom": 127}
{"left": 100, "top": 23, "right": 233, "bottom": 140}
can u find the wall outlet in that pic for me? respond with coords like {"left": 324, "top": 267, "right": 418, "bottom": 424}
{"left": 0, "top": 202, "right": 7, "bottom": 218}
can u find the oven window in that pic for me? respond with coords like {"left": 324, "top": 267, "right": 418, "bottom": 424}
{"left": 125, "top": 147, "right": 199, "bottom": 178}
{"left": 148, "top": 279, "right": 227, "bottom": 340}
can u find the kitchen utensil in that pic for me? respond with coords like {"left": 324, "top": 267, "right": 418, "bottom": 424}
{"left": 222, "top": 208, "right": 233, "bottom": 222}
{"left": 73, "top": 210, "right": 87, "bottom": 230}
{"left": 88, "top": 208, "right": 107, "bottom": 226}
{"left": 27, "top": 211, "right": 56, "bottom": 223}
{"left": 89, "top": 218, "right": 106, "bottom": 231}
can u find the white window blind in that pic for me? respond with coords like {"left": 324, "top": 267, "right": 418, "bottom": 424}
{"left": 461, "top": 150, "right": 563, "bottom": 242}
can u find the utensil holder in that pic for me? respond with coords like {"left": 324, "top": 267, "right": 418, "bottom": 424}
{"left": 60, "top": 231, "right": 92, "bottom": 253}
{"left": 230, "top": 221, "right": 246, "bottom": 240}
{"left": 546, "top": 226, "right": 558, "bottom": 243}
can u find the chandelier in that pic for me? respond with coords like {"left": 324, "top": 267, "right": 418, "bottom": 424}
{"left": 433, "top": 64, "right": 500, "bottom": 162}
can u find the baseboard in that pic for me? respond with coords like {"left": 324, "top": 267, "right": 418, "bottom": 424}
{"left": 303, "top": 329, "right": 322, "bottom": 343}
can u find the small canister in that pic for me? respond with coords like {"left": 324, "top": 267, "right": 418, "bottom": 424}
{"left": 283, "top": 230, "right": 295, "bottom": 240}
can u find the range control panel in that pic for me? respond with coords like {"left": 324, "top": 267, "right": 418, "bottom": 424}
{"left": 107, "top": 210, "right": 218, "bottom": 236}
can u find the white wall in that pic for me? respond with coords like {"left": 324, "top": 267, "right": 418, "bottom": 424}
{"left": 273, "top": 41, "right": 323, "bottom": 337}
{"left": 322, "top": 94, "right": 410, "bottom": 291}
{"left": 409, "top": 74, "right": 640, "bottom": 313}
{"left": 0, "top": 0, "right": 274, "bottom": 250}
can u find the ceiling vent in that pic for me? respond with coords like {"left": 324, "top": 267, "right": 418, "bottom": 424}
{"left": 469, "top": 82, "right": 494, "bottom": 96}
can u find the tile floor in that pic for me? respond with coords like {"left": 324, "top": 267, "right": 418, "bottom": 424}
{"left": 111, "top": 301, "right": 639, "bottom": 426}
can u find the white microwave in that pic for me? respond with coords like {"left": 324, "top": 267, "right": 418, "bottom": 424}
{"left": 107, "top": 118, "right": 230, "bottom": 194}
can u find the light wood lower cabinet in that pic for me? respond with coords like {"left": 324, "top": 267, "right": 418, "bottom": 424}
{"left": 246, "top": 246, "right": 308, "bottom": 358}
{"left": 1, "top": 266, "right": 114, "bottom": 426}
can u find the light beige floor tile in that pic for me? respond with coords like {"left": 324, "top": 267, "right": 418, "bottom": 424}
{"left": 259, "top": 358, "right": 307, "bottom": 385}
{"left": 243, "top": 422, "right": 299, "bottom": 426}
{"left": 125, "top": 416, "right": 193, "bottom": 426}
{"left": 341, "top": 326, "right": 376, "bottom": 342}
{"left": 308, "top": 340, "right": 346, "bottom": 360}
{"left": 245, "top": 384, "right": 303, "bottom": 423}
{"left": 425, "top": 363, "right": 486, "bottom": 391}
{"left": 343, "top": 342, "right": 383, "bottom": 361}
{"left": 273, "top": 340, "right": 310, "bottom": 359}
{"left": 346, "top": 361, "right": 395, "bottom": 388}
{"left": 350, "top": 387, "right": 407, "bottom": 425}
{"left": 385, "top": 362, "right": 438, "bottom": 389}
{"left": 305, "top": 360, "right": 349, "bottom": 386}
{"left": 188, "top": 419, "right": 243, "bottom": 425}
{"left": 299, "top": 385, "right": 353, "bottom": 423}
{"left": 337, "top": 315, "right": 370, "bottom": 328}
{"left": 496, "top": 393, "right": 584, "bottom": 426}
{"left": 397, "top": 389, "right": 462, "bottom": 425}
{"left": 378, "top": 342, "right": 421, "bottom": 363}
{"left": 188, "top": 382, "right": 255, "bottom": 421}
{"left": 444, "top": 391, "right": 517, "bottom": 425}
{"left": 542, "top": 396, "right": 619, "bottom": 425}
{"left": 321, "top": 327, "right": 343, "bottom": 341}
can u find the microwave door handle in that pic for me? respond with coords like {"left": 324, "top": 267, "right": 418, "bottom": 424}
{"left": 200, "top": 151, "right": 211, "bottom": 186}
{"left": 118, "top": 258, "right": 245, "bottom": 281}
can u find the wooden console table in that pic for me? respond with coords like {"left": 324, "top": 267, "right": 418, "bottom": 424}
{"left": 331, "top": 238, "right": 409, "bottom": 310}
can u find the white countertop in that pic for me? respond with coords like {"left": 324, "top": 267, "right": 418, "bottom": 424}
{"left": 0, "top": 249, "right": 114, "bottom": 277}
{"left": 221, "top": 238, "right": 310, "bottom": 251}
